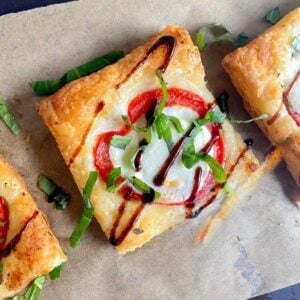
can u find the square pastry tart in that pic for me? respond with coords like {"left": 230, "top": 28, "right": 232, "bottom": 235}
{"left": 38, "top": 25, "right": 260, "bottom": 253}
{"left": 223, "top": 8, "right": 300, "bottom": 185}
{"left": 0, "top": 154, "right": 66, "bottom": 298}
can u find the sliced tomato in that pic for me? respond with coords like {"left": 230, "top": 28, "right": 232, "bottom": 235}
{"left": 128, "top": 88, "right": 208, "bottom": 123}
{"left": 0, "top": 196, "right": 9, "bottom": 249}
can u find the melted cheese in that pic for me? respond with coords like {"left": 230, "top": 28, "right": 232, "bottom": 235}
{"left": 109, "top": 105, "right": 211, "bottom": 204}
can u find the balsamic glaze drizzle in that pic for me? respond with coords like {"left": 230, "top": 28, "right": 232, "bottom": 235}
{"left": 117, "top": 36, "right": 176, "bottom": 89}
{"left": 153, "top": 124, "right": 195, "bottom": 186}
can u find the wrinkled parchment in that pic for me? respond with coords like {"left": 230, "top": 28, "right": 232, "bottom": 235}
{"left": 0, "top": 0, "right": 299, "bottom": 299}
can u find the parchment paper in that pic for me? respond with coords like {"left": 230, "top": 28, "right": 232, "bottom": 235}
{"left": 0, "top": 0, "right": 299, "bottom": 299}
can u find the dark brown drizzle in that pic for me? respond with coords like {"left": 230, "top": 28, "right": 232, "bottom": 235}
{"left": 0, "top": 210, "right": 39, "bottom": 258}
{"left": 153, "top": 124, "right": 195, "bottom": 186}
{"left": 185, "top": 167, "right": 202, "bottom": 218}
{"left": 68, "top": 101, "right": 105, "bottom": 166}
{"left": 134, "top": 139, "right": 148, "bottom": 172}
{"left": 116, "top": 36, "right": 176, "bottom": 89}
{"left": 201, "top": 135, "right": 219, "bottom": 154}
{"left": 109, "top": 202, "right": 144, "bottom": 246}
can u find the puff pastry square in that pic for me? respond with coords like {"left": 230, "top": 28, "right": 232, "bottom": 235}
{"left": 0, "top": 154, "right": 66, "bottom": 299}
{"left": 223, "top": 8, "right": 300, "bottom": 185}
{"left": 38, "top": 25, "right": 259, "bottom": 253}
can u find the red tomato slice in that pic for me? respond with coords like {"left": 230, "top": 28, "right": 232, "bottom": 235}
{"left": 94, "top": 88, "right": 225, "bottom": 206}
{"left": 0, "top": 196, "right": 9, "bottom": 249}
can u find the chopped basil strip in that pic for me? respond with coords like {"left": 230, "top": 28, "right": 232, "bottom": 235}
{"left": 13, "top": 275, "right": 46, "bottom": 300}
{"left": 128, "top": 177, "right": 160, "bottom": 201}
{"left": 144, "top": 127, "right": 152, "bottom": 144}
{"left": 196, "top": 24, "right": 231, "bottom": 51}
{"left": 30, "top": 80, "right": 63, "bottom": 96}
{"left": 155, "top": 113, "right": 173, "bottom": 151}
{"left": 61, "top": 51, "right": 124, "bottom": 83}
{"left": 216, "top": 91, "right": 230, "bottom": 119}
{"left": 0, "top": 93, "right": 21, "bottom": 135}
{"left": 231, "top": 114, "right": 268, "bottom": 124}
{"left": 0, "top": 221, "right": 6, "bottom": 226}
{"left": 265, "top": 7, "right": 281, "bottom": 25}
{"left": 106, "top": 167, "right": 122, "bottom": 192}
{"left": 110, "top": 135, "right": 133, "bottom": 150}
{"left": 50, "top": 262, "right": 65, "bottom": 280}
{"left": 155, "top": 70, "right": 168, "bottom": 115}
{"left": 224, "top": 182, "right": 234, "bottom": 194}
{"left": 0, "top": 238, "right": 4, "bottom": 243}
{"left": 167, "top": 115, "right": 184, "bottom": 133}
{"left": 70, "top": 171, "right": 98, "bottom": 248}
{"left": 0, "top": 262, "right": 3, "bottom": 273}
{"left": 201, "top": 154, "right": 226, "bottom": 183}
{"left": 194, "top": 111, "right": 226, "bottom": 127}
{"left": 291, "top": 36, "right": 300, "bottom": 52}
{"left": 38, "top": 174, "right": 70, "bottom": 210}
{"left": 121, "top": 115, "right": 148, "bottom": 132}
{"left": 31, "top": 51, "right": 124, "bottom": 96}
{"left": 235, "top": 32, "right": 249, "bottom": 46}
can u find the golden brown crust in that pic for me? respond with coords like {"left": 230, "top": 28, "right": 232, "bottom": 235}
{"left": 38, "top": 25, "right": 259, "bottom": 253}
{"left": 222, "top": 7, "right": 300, "bottom": 185}
{"left": 0, "top": 154, "right": 66, "bottom": 298}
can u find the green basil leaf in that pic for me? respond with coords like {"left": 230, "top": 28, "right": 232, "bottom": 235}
{"left": 196, "top": 24, "right": 232, "bottom": 51}
{"left": 69, "top": 171, "right": 98, "bottom": 248}
{"left": 196, "top": 29, "right": 206, "bottom": 51}
{"left": 0, "top": 93, "right": 21, "bottom": 135}
{"left": 167, "top": 115, "right": 184, "bottom": 133}
{"left": 194, "top": 111, "right": 226, "bottom": 127}
{"left": 38, "top": 174, "right": 70, "bottom": 210}
{"left": 155, "top": 113, "right": 169, "bottom": 139}
{"left": 0, "top": 262, "right": 3, "bottom": 273}
{"left": 106, "top": 167, "right": 121, "bottom": 192}
{"left": 30, "top": 80, "right": 63, "bottom": 96}
{"left": 235, "top": 32, "right": 249, "bottom": 46}
{"left": 144, "top": 127, "right": 152, "bottom": 144}
{"left": 205, "top": 111, "right": 227, "bottom": 123}
{"left": 38, "top": 174, "right": 56, "bottom": 195}
{"left": 231, "top": 114, "right": 268, "bottom": 124}
{"left": 216, "top": 91, "right": 230, "bottom": 119}
{"left": 265, "top": 7, "right": 281, "bottom": 25}
{"left": 201, "top": 154, "right": 226, "bottom": 183}
{"left": 61, "top": 51, "right": 124, "bottom": 83}
{"left": 31, "top": 51, "right": 124, "bottom": 96}
{"left": 110, "top": 135, "right": 132, "bottom": 150}
{"left": 291, "top": 36, "right": 300, "bottom": 52}
{"left": 0, "top": 221, "right": 5, "bottom": 226}
{"left": 128, "top": 177, "right": 160, "bottom": 201}
{"left": 155, "top": 113, "right": 173, "bottom": 151}
{"left": 13, "top": 275, "right": 47, "bottom": 300}
{"left": 182, "top": 151, "right": 200, "bottom": 169}
{"left": 50, "top": 262, "right": 65, "bottom": 280}
{"left": 121, "top": 115, "right": 148, "bottom": 132}
{"left": 224, "top": 182, "right": 234, "bottom": 194}
{"left": 155, "top": 70, "right": 168, "bottom": 115}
